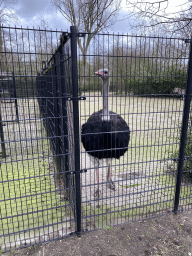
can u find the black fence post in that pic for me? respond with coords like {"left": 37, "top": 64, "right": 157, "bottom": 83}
{"left": 173, "top": 39, "right": 192, "bottom": 213}
{"left": 70, "top": 26, "right": 81, "bottom": 236}
{"left": 0, "top": 105, "right": 6, "bottom": 157}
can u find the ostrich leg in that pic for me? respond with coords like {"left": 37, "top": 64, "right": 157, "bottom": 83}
{"left": 106, "top": 159, "right": 115, "bottom": 191}
{"left": 94, "top": 158, "right": 101, "bottom": 198}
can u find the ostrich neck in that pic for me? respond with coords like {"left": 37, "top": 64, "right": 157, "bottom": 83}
{"left": 102, "top": 78, "right": 110, "bottom": 121}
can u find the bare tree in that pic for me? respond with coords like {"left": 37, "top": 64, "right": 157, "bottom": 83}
{"left": 125, "top": 0, "right": 192, "bottom": 37}
{"left": 52, "top": 0, "right": 122, "bottom": 92}
{"left": 0, "top": 0, "right": 18, "bottom": 26}
{"left": 0, "top": 0, "right": 19, "bottom": 70}
{"left": 52, "top": 0, "right": 122, "bottom": 36}
{"left": 172, "top": 5, "right": 192, "bottom": 38}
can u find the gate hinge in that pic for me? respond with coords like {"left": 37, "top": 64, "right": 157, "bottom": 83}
{"left": 61, "top": 32, "right": 85, "bottom": 38}
{"left": 173, "top": 157, "right": 188, "bottom": 162}
{"left": 77, "top": 33, "right": 86, "bottom": 37}
{"left": 182, "top": 39, "right": 192, "bottom": 44}
{"left": 70, "top": 169, "right": 87, "bottom": 174}
{"left": 80, "top": 169, "right": 87, "bottom": 173}
{"left": 67, "top": 96, "right": 86, "bottom": 101}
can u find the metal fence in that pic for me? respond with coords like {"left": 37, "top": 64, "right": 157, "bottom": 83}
{"left": 0, "top": 25, "right": 192, "bottom": 252}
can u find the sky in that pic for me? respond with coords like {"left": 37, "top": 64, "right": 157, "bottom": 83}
{"left": 4, "top": 0, "right": 187, "bottom": 33}
{"left": 13, "top": 0, "right": 67, "bottom": 30}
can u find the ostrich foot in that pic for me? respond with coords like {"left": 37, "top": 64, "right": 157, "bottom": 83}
{"left": 94, "top": 189, "right": 101, "bottom": 198}
{"left": 107, "top": 181, "right": 116, "bottom": 191}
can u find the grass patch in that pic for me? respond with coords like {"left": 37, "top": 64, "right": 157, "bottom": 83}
{"left": 0, "top": 153, "right": 68, "bottom": 237}
{"left": 0, "top": 99, "right": 72, "bottom": 246}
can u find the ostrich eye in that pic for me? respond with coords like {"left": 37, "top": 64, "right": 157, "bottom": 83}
{"left": 104, "top": 71, "right": 108, "bottom": 74}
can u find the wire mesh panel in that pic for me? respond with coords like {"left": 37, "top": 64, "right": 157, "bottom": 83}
{"left": 79, "top": 33, "right": 192, "bottom": 231}
{"left": 0, "top": 26, "right": 75, "bottom": 252}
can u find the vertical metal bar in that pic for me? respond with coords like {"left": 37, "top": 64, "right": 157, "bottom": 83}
{"left": 173, "top": 39, "right": 192, "bottom": 213}
{"left": 56, "top": 42, "right": 71, "bottom": 199}
{"left": 12, "top": 71, "right": 19, "bottom": 121}
{"left": 70, "top": 26, "right": 81, "bottom": 236}
{"left": 0, "top": 104, "right": 6, "bottom": 157}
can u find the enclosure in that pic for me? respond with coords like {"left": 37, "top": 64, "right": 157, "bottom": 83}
{"left": 0, "top": 25, "right": 192, "bottom": 252}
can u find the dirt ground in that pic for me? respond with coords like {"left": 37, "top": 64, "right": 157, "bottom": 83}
{"left": 3, "top": 211, "right": 192, "bottom": 256}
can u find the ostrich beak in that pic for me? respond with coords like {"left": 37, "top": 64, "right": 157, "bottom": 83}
{"left": 94, "top": 70, "right": 103, "bottom": 77}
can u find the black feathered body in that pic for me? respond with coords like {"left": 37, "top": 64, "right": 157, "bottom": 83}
{"left": 81, "top": 109, "right": 130, "bottom": 159}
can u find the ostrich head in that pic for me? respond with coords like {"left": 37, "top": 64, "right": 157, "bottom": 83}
{"left": 95, "top": 69, "right": 110, "bottom": 121}
{"left": 94, "top": 69, "right": 109, "bottom": 80}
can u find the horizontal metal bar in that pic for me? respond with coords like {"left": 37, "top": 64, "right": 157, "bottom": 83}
{"left": 67, "top": 96, "right": 86, "bottom": 101}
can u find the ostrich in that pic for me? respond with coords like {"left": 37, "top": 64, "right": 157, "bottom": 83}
{"left": 81, "top": 69, "right": 130, "bottom": 198}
